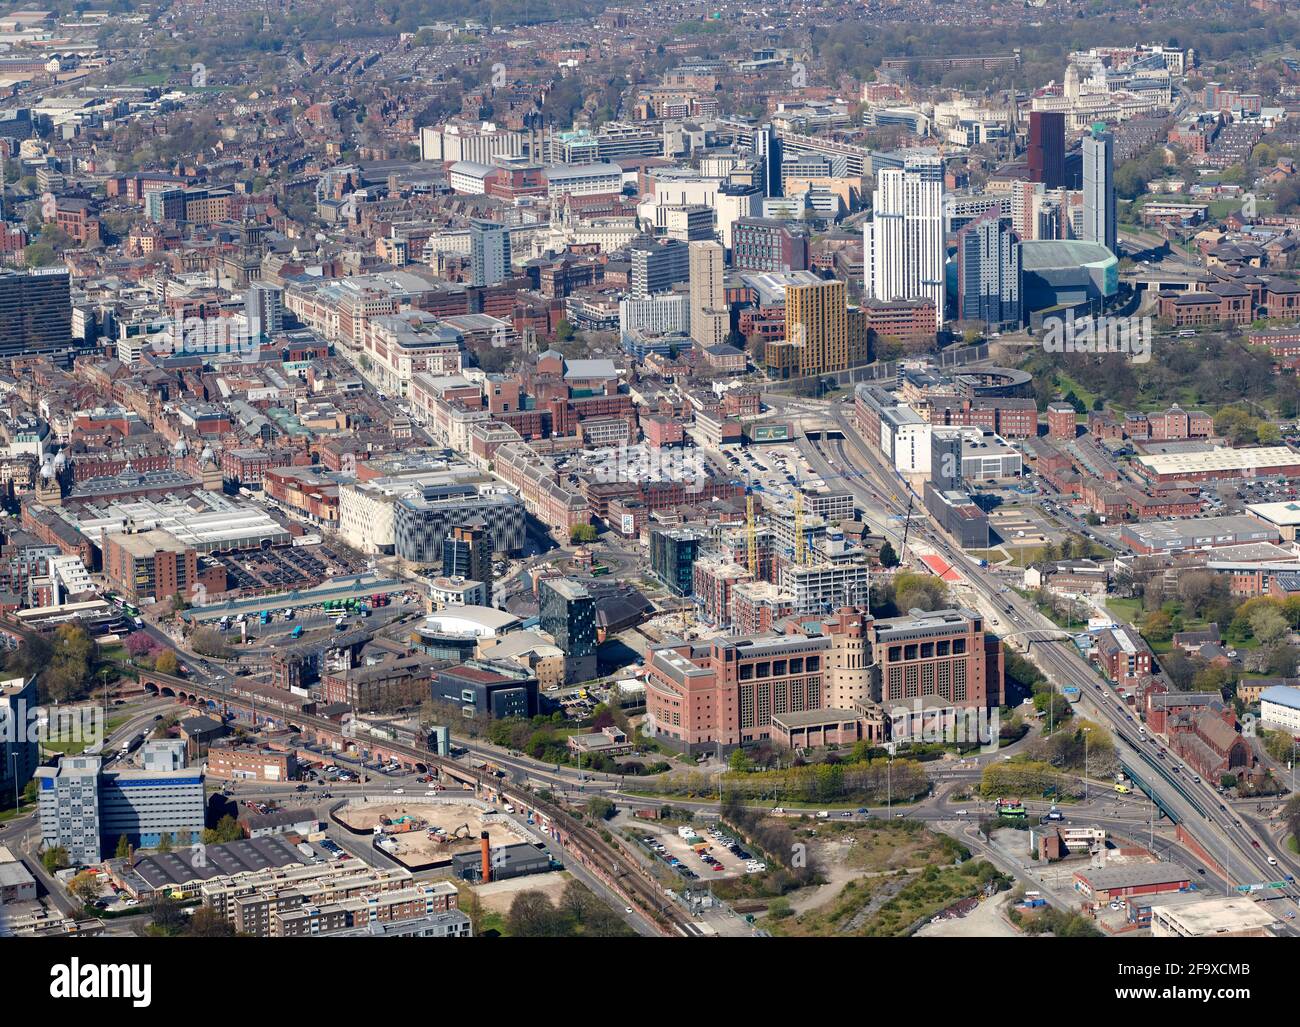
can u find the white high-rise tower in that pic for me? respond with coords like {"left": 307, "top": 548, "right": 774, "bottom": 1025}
{"left": 864, "top": 152, "right": 946, "bottom": 326}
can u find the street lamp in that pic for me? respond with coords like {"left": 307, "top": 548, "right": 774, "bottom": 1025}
{"left": 887, "top": 757, "right": 893, "bottom": 815}
{"left": 1082, "top": 727, "right": 1091, "bottom": 803}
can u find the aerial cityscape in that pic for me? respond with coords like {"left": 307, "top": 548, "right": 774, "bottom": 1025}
{"left": 0, "top": 0, "right": 1296, "bottom": 971}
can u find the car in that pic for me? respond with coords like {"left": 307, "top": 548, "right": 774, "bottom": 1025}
{"left": 955, "top": 809, "right": 969, "bottom": 816}
{"left": 894, "top": 813, "right": 904, "bottom": 818}
{"left": 1287, "top": 911, "right": 1297, "bottom": 920}
{"left": 1269, "top": 857, "right": 1279, "bottom": 866}
{"left": 1197, "top": 868, "right": 1206, "bottom": 875}
{"left": 624, "top": 907, "right": 634, "bottom": 914}
{"left": 392, "top": 788, "right": 404, "bottom": 795}
{"left": 1253, "top": 840, "right": 1261, "bottom": 848}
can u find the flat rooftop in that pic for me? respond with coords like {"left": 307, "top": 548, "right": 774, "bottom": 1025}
{"left": 1151, "top": 895, "right": 1278, "bottom": 935}
{"left": 1076, "top": 862, "right": 1192, "bottom": 890}
{"left": 1138, "top": 446, "right": 1300, "bottom": 476}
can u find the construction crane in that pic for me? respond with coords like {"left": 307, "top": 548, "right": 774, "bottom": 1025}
{"left": 745, "top": 489, "right": 758, "bottom": 579}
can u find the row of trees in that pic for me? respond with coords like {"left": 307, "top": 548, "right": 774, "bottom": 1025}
{"left": 647, "top": 756, "right": 930, "bottom": 805}
{"left": 504, "top": 880, "right": 636, "bottom": 938}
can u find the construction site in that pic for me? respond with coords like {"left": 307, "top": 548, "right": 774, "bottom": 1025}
{"left": 333, "top": 799, "right": 534, "bottom": 870}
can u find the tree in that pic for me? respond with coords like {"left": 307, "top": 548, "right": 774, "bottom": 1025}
{"left": 1141, "top": 610, "right": 1174, "bottom": 644}
{"left": 68, "top": 871, "right": 102, "bottom": 905}
{"left": 186, "top": 906, "right": 236, "bottom": 937}
{"left": 201, "top": 815, "right": 243, "bottom": 845}
{"left": 554, "top": 319, "right": 575, "bottom": 343}
{"left": 585, "top": 796, "right": 616, "bottom": 821}
{"left": 115, "top": 835, "right": 131, "bottom": 859}
{"left": 154, "top": 650, "right": 180, "bottom": 675}
{"left": 570, "top": 524, "right": 597, "bottom": 544}
{"left": 147, "top": 892, "right": 187, "bottom": 936}
{"left": 506, "top": 890, "right": 564, "bottom": 937}
{"left": 189, "top": 628, "right": 230, "bottom": 658}
{"left": 125, "top": 631, "right": 158, "bottom": 659}
{"left": 42, "top": 846, "right": 69, "bottom": 873}
{"left": 728, "top": 748, "right": 753, "bottom": 773}
{"left": 1160, "top": 649, "right": 1197, "bottom": 691}
{"left": 1250, "top": 606, "right": 1290, "bottom": 647}
{"left": 878, "top": 540, "right": 899, "bottom": 568}
{"left": 157, "top": 832, "right": 174, "bottom": 853}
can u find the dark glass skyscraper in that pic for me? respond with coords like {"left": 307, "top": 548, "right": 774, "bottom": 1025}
{"left": 1027, "top": 111, "right": 1066, "bottom": 189}
{"left": 0, "top": 267, "right": 72, "bottom": 359}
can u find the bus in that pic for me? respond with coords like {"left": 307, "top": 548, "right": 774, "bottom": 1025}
{"left": 995, "top": 798, "right": 1027, "bottom": 819}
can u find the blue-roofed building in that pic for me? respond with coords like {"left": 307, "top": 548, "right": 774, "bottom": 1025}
{"left": 35, "top": 755, "right": 205, "bottom": 863}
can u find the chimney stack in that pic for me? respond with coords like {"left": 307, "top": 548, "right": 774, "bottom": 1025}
{"left": 480, "top": 830, "right": 492, "bottom": 883}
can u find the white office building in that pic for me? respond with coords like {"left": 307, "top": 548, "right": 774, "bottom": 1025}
{"left": 619, "top": 293, "right": 691, "bottom": 337}
{"left": 864, "top": 152, "right": 946, "bottom": 326}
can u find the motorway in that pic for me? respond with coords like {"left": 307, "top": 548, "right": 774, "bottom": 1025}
{"left": 793, "top": 397, "right": 1300, "bottom": 928}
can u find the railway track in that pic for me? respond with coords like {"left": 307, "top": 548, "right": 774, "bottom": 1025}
{"left": 142, "top": 670, "right": 695, "bottom": 935}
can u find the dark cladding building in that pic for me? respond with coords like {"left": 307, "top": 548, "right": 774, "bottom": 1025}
{"left": 649, "top": 527, "right": 702, "bottom": 597}
{"left": 429, "top": 660, "right": 538, "bottom": 719}
{"left": 0, "top": 266, "right": 72, "bottom": 359}
{"left": 442, "top": 522, "right": 492, "bottom": 584}
{"left": 1027, "top": 111, "right": 1066, "bottom": 189}
{"left": 731, "top": 217, "right": 810, "bottom": 272}
{"left": 539, "top": 576, "right": 598, "bottom": 683}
